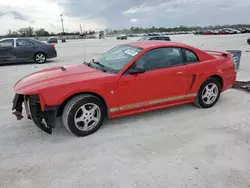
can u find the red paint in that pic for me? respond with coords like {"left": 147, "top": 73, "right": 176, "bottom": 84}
{"left": 14, "top": 41, "right": 236, "bottom": 118}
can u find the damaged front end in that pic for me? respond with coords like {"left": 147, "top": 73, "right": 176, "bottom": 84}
{"left": 12, "top": 94, "right": 57, "bottom": 134}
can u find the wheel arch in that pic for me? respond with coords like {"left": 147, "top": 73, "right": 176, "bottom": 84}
{"left": 56, "top": 92, "right": 108, "bottom": 117}
{"left": 209, "top": 74, "right": 224, "bottom": 89}
{"left": 33, "top": 51, "right": 47, "bottom": 59}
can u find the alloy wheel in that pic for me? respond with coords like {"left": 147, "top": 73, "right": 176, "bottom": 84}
{"left": 74, "top": 103, "right": 101, "bottom": 131}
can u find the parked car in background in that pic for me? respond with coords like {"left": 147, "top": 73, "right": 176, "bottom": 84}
{"left": 138, "top": 36, "right": 171, "bottom": 41}
{"left": 12, "top": 41, "right": 236, "bottom": 136}
{"left": 194, "top": 28, "right": 246, "bottom": 35}
{"left": 226, "top": 28, "right": 241, "bottom": 34}
{"left": 47, "top": 37, "right": 58, "bottom": 43}
{"left": 239, "top": 28, "right": 250, "bottom": 33}
{"left": 247, "top": 37, "right": 250, "bottom": 45}
{"left": 203, "top": 30, "right": 216, "bottom": 35}
{"left": 117, "top": 35, "right": 127, "bottom": 40}
{"left": 194, "top": 30, "right": 204, "bottom": 35}
{"left": 0, "top": 38, "right": 57, "bottom": 64}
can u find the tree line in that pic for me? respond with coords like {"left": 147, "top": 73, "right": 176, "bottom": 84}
{"left": 2, "top": 27, "right": 96, "bottom": 37}
{"left": 1, "top": 24, "right": 250, "bottom": 37}
{"left": 105, "top": 24, "right": 250, "bottom": 35}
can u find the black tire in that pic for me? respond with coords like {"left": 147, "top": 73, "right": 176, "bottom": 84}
{"left": 194, "top": 77, "right": 221, "bottom": 108}
{"left": 34, "top": 52, "right": 47, "bottom": 64}
{"left": 62, "top": 94, "right": 106, "bottom": 137}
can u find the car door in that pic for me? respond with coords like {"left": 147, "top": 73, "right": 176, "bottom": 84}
{"left": 116, "top": 47, "right": 191, "bottom": 112}
{"left": 0, "top": 39, "right": 16, "bottom": 63}
{"left": 162, "top": 37, "right": 171, "bottom": 41}
{"left": 15, "top": 39, "right": 37, "bottom": 61}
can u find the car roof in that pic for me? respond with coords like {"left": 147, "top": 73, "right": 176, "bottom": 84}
{"left": 142, "top": 36, "right": 169, "bottom": 39}
{"left": 0, "top": 38, "right": 17, "bottom": 41}
{"left": 149, "top": 36, "right": 169, "bottom": 38}
{"left": 126, "top": 41, "right": 191, "bottom": 49}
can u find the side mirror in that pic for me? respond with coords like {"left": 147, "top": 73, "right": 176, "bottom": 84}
{"left": 129, "top": 65, "right": 145, "bottom": 74}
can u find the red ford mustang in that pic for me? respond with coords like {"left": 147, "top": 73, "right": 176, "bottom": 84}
{"left": 12, "top": 41, "right": 236, "bottom": 136}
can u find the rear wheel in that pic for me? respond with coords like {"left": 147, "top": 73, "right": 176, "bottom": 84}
{"left": 62, "top": 94, "right": 105, "bottom": 137}
{"left": 34, "top": 53, "right": 46, "bottom": 64}
{"left": 195, "top": 77, "right": 221, "bottom": 108}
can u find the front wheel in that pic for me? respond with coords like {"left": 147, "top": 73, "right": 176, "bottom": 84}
{"left": 195, "top": 77, "right": 221, "bottom": 108}
{"left": 62, "top": 94, "right": 106, "bottom": 137}
{"left": 34, "top": 53, "right": 46, "bottom": 64}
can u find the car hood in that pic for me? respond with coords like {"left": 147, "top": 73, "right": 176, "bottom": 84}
{"left": 14, "top": 64, "right": 109, "bottom": 94}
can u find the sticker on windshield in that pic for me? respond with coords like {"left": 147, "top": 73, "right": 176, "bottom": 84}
{"left": 124, "top": 49, "right": 139, "bottom": 56}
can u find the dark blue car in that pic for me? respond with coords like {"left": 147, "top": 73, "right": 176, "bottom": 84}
{"left": 0, "top": 38, "right": 57, "bottom": 64}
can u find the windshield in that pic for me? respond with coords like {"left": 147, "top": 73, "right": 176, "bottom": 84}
{"left": 139, "top": 37, "right": 149, "bottom": 41}
{"left": 97, "top": 45, "right": 143, "bottom": 73}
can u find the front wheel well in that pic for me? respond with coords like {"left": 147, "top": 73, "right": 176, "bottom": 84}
{"left": 56, "top": 92, "right": 108, "bottom": 118}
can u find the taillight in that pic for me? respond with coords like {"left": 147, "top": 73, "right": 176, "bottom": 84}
{"left": 51, "top": 44, "right": 55, "bottom": 49}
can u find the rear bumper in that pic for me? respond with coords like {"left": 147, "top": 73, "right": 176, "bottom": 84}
{"left": 12, "top": 94, "right": 58, "bottom": 134}
{"left": 47, "top": 50, "right": 57, "bottom": 59}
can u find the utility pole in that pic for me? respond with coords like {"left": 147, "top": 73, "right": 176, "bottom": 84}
{"left": 80, "top": 24, "right": 83, "bottom": 34}
{"left": 60, "top": 14, "right": 65, "bottom": 34}
{"left": 60, "top": 14, "right": 66, "bottom": 42}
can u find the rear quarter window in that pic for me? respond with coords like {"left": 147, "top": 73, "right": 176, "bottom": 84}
{"left": 185, "top": 49, "right": 199, "bottom": 63}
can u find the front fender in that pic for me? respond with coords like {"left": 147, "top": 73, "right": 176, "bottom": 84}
{"left": 38, "top": 83, "right": 116, "bottom": 112}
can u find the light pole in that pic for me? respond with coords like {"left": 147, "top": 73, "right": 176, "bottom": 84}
{"left": 60, "top": 14, "right": 66, "bottom": 42}
{"left": 60, "top": 14, "right": 65, "bottom": 34}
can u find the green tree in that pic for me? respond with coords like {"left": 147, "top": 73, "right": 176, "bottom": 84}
{"left": 35, "top": 28, "right": 50, "bottom": 36}
{"left": 18, "top": 27, "right": 34, "bottom": 37}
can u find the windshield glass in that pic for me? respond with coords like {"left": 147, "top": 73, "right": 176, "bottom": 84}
{"left": 139, "top": 37, "right": 149, "bottom": 41}
{"left": 98, "top": 45, "right": 143, "bottom": 73}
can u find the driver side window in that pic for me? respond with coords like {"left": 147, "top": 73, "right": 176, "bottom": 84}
{"left": 135, "top": 47, "right": 184, "bottom": 71}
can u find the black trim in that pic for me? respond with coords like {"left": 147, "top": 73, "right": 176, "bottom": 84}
{"left": 12, "top": 94, "right": 24, "bottom": 111}
{"left": 12, "top": 94, "right": 24, "bottom": 120}
{"left": 44, "top": 105, "right": 59, "bottom": 111}
{"left": 12, "top": 94, "right": 20, "bottom": 110}
{"left": 12, "top": 94, "right": 58, "bottom": 134}
{"left": 181, "top": 48, "right": 187, "bottom": 63}
{"left": 61, "top": 66, "right": 66, "bottom": 71}
{"left": 28, "top": 100, "right": 57, "bottom": 134}
{"left": 190, "top": 74, "right": 197, "bottom": 90}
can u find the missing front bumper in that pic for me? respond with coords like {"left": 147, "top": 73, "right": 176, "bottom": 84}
{"left": 12, "top": 94, "right": 57, "bottom": 134}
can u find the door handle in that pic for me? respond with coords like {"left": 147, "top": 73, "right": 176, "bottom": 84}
{"left": 176, "top": 71, "right": 183, "bottom": 75}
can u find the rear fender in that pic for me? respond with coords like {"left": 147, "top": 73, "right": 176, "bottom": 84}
{"left": 189, "top": 70, "right": 224, "bottom": 94}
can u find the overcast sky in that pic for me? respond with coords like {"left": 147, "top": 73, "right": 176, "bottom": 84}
{"left": 0, "top": 0, "right": 249, "bottom": 34}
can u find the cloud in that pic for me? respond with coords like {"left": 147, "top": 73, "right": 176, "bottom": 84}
{"left": 58, "top": 0, "right": 250, "bottom": 29}
{"left": 130, "top": 19, "right": 139, "bottom": 23}
{"left": 123, "top": 5, "right": 153, "bottom": 14}
{"left": 0, "top": 0, "right": 250, "bottom": 34}
{"left": 0, "top": 0, "right": 104, "bottom": 34}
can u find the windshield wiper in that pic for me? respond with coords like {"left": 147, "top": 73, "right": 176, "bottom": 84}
{"left": 90, "top": 59, "right": 107, "bottom": 72}
{"left": 83, "top": 61, "right": 90, "bottom": 66}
